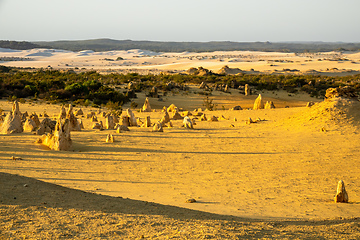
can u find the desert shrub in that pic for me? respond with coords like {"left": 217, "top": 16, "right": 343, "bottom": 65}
{"left": 65, "top": 82, "right": 87, "bottom": 95}
{"left": 203, "top": 96, "right": 216, "bottom": 111}
{"left": 83, "top": 80, "right": 102, "bottom": 91}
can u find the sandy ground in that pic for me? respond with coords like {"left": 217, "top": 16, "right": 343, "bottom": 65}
{"left": 1, "top": 48, "right": 360, "bottom": 75}
{"left": 1, "top": 88, "right": 360, "bottom": 238}
{"left": 1, "top": 48, "right": 360, "bottom": 238}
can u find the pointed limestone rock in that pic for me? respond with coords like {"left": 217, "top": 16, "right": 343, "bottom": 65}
{"left": 105, "top": 115, "right": 115, "bottom": 129}
{"left": 167, "top": 104, "right": 178, "bottom": 112}
{"left": 0, "top": 101, "right": 23, "bottom": 134}
{"left": 170, "top": 109, "right": 183, "bottom": 120}
{"left": 66, "top": 105, "right": 81, "bottom": 131}
{"left": 75, "top": 108, "right": 84, "bottom": 116}
{"left": 152, "top": 121, "right": 163, "bottom": 132}
{"left": 264, "top": 101, "right": 275, "bottom": 109}
{"left": 121, "top": 116, "right": 130, "bottom": 127}
{"left": 142, "top": 97, "right": 152, "bottom": 112}
{"left": 334, "top": 180, "right": 349, "bottom": 203}
{"left": 92, "top": 121, "right": 104, "bottom": 130}
{"left": 112, "top": 114, "right": 119, "bottom": 124}
{"left": 160, "top": 111, "right": 170, "bottom": 124}
{"left": 253, "top": 94, "right": 264, "bottom": 110}
{"left": 141, "top": 116, "right": 152, "bottom": 128}
{"left": 23, "top": 118, "right": 37, "bottom": 132}
{"left": 29, "top": 113, "right": 40, "bottom": 127}
{"left": 245, "top": 84, "right": 250, "bottom": 96}
{"left": 59, "top": 105, "right": 67, "bottom": 119}
{"left": 200, "top": 114, "right": 207, "bottom": 121}
{"left": 91, "top": 115, "right": 98, "bottom": 122}
{"left": 106, "top": 134, "right": 115, "bottom": 143}
{"left": 115, "top": 124, "right": 130, "bottom": 132}
{"left": 126, "top": 109, "right": 137, "bottom": 126}
{"left": 36, "top": 118, "right": 72, "bottom": 151}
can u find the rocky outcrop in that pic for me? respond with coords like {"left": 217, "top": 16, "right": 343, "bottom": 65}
{"left": 141, "top": 97, "right": 152, "bottom": 112}
{"left": 126, "top": 109, "right": 137, "bottom": 126}
{"left": 141, "top": 116, "right": 152, "bottom": 128}
{"left": 253, "top": 94, "right": 264, "bottom": 110}
{"left": 334, "top": 180, "right": 349, "bottom": 203}
{"left": 183, "top": 116, "right": 194, "bottom": 129}
{"left": 245, "top": 84, "right": 251, "bottom": 96}
{"left": 115, "top": 124, "right": 130, "bottom": 132}
{"left": 167, "top": 104, "right": 178, "bottom": 113}
{"left": 36, "top": 118, "right": 72, "bottom": 151}
{"left": 36, "top": 118, "right": 56, "bottom": 135}
{"left": 87, "top": 112, "right": 96, "bottom": 119}
{"left": 75, "top": 108, "right": 84, "bottom": 116}
{"left": 92, "top": 121, "right": 104, "bottom": 130}
{"left": 217, "top": 65, "right": 243, "bottom": 75}
{"left": 170, "top": 109, "right": 183, "bottom": 120}
{"left": 160, "top": 111, "right": 170, "bottom": 125}
{"left": 199, "top": 82, "right": 210, "bottom": 90}
{"left": 23, "top": 118, "right": 37, "bottom": 132}
{"left": 200, "top": 114, "right": 207, "bottom": 121}
{"left": 59, "top": 105, "right": 67, "bottom": 119}
{"left": 29, "top": 113, "right": 40, "bottom": 127}
{"left": 264, "top": 101, "right": 275, "bottom": 109}
{"left": 105, "top": 115, "right": 115, "bottom": 130}
{"left": 0, "top": 101, "right": 23, "bottom": 134}
{"left": 66, "top": 105, "right": 81, "bottom": 131}
{"left": 152, "top": 121, "right": 163, "bottom": 132}
{"left": 106, "top": 134, "right": 115, "bottom": 143}
{"left": 186, "top": 67, "right": 213, "bottom": 76}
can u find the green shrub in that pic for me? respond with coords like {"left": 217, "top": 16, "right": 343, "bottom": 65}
{"left": 203, "top": 97, "right": 216, "bottom": 111}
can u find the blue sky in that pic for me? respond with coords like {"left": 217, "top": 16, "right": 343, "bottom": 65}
{"left": 0, "top": 0, "right": 359, "bottom": 42}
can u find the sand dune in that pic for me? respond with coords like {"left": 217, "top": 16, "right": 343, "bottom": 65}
{"left": 1, "top": 48, "right": 360, "bottom": 75}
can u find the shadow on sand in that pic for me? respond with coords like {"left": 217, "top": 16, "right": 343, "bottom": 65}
{"left": 0, "top": 172, "right": 246, "bottom": 222}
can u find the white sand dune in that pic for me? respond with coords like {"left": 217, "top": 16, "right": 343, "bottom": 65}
{"left": 1, "top": 48, "right": 360, "bottom": 75}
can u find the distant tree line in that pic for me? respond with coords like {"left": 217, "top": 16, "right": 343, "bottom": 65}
{"left": 2, "top": 39, "right": 359, "bottom": 53}
{"left": 1, "top": 67, "right": 360, "bottom": 106}
{"left": 0, "top": 40, "right": 42, "bottom": 50}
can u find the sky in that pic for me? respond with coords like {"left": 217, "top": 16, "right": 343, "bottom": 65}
{"left": 0, "top": 0, "right": 359, "bottom": 43}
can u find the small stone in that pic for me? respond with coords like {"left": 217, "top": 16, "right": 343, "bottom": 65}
{"left": 186, "top": 198, "right": 196, "bottom": 203}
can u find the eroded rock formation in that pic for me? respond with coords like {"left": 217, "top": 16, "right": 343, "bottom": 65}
{"left": 183, "top": 116, "right": 194, "bottom": 129}
{"left": 36, "top": 118, "right": 72, "bottom": 151}
{"left": 253, "top": 94, "right": 264, "bottom": 110}
{"left": 264, "top": 101, "right": 275, "bottom": 109}
{"left": 152, "top": 121, "right": 163, "bottom": 132}
{"left": 0, "top": 101, "right": 23, "bottom": 134}
{"left": 334, "top": 180, "right": 349, "bottom": 203}
{"left": 141, "top": 97, "right": 152, "bottom": 112}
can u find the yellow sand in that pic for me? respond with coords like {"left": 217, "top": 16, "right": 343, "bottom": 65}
{"left": 1, "top": 86, "right": 360, "bottom": 237}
